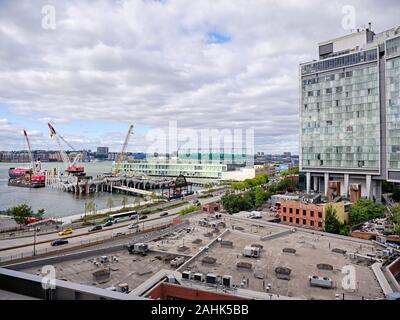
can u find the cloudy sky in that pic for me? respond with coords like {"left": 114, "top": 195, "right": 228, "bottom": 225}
{"left": 0, "top": 0, "right": 399, "bottom": 154}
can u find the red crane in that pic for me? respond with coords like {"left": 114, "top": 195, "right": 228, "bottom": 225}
{"left": 48, "top": 123, "right": 85, "bottom": 176}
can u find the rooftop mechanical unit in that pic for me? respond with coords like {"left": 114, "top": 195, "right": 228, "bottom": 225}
{"left": 182, "top": 270, "right": 191, "bottom": 280}
{"left": 243, "top": 246, "right": 260, "bottom": 258}
{"left": 222, "top": 275, "right": 233, "bottom": 288}
{"left": 127, "top": 243, "right": 149, "bottom": 255}
{"left": 206, "top": 273, "right": 217, "bottom": 284}
{"left": 166, "top": 275, "right": 177, "bottom": 284}
{"left": 193, "top": 273, "right": 205, "bottom": 282}
{"left": 308, "top": 275, "right": 334, "bottom": 288}
{"left": 170, "top": 256, "right": 185, "bottom": 268}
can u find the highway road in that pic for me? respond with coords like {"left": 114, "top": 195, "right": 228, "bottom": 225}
{"left": 0, "top": 195, "right": 222, "bottom": 262}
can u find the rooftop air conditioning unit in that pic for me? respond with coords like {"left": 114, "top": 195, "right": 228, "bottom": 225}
{"left": 166, "top": 275, "right": 176, "bottom": 284}
{"left": 193, "top": 273, "right": 204, "bottom": 282}
{"left": 182, "top": 270, "right": 191, "bottom": 280}
{"left": 222, "top": 275, "right": 233, "bottom": 288}
{"left": 206, "top": 273, "right": 217, "bottom": 284}
{"left": 308, "top": 275, "right": 334, "bottom": 288}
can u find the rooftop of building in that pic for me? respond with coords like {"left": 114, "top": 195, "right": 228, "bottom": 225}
{"left": 301, "top": 24, "right": 400, "bottom": 66}
{"left": 2, "top": 211, "right": 396, "bottom": 300}
{"left": 180, "top": 227, "right": 385, "bottom": 300}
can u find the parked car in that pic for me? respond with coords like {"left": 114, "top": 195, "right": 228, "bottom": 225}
{"left": 103, "top": 221, "right": 113, "bottom": 227}
{"left": 112, "top": 218, "right": 120, "bottom": 224}
{"left": 88, "top": 225, "right": 102, "bottom": 232}
{"left": 58, "top": 228, "right": 73, "bottom": 236}
{"left": 128, "top": 223, "right": 139, "bottom": 230}
{"left": 160, "top": 212, "right": 169, "bottom": 217}
{"left": 130, "top": 214, "right": 139, "bottom": 220}
{"left": 139, "top": 215, "right": 148, "bottom": 220}
{"left": 51, "top": 239, "right": 69, "bottom": 246}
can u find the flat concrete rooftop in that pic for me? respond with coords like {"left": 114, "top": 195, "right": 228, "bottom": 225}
{"left": 182, "top": 228, "right": 385, "bottom": 300}
{"left": 9, "top": 212, "right": 388, "bottom": 300}
{"left": 20, "top": 249, "right": 178, "bottom": 292}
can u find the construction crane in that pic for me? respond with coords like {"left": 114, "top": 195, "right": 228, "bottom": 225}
{"left": 23, "top": 129, "right": 42, "bottom": 174}
{"left": 48, "top": 122, "right": 85, "bottom": 176}
{"left": 113, "top": 124, "right": 134, "bottom": 176}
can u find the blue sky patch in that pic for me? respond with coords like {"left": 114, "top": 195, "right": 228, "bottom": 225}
{"left": 207, "top": 31, "right": 231, "bottom": 44}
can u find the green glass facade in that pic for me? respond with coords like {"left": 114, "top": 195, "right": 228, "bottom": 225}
{"left": 301, "top": 49, "right": 380, "bottom": 170}
{"left": 386, "top": 36, "right": 400, "bottom": 170}
{"left": 177, "top": 151, "right": 250, "bottom": 164}
{"left": 114, "top": 160, "right": 227, "bottom": 179}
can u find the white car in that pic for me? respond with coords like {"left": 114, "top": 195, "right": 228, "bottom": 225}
{"left": 128, "top": 224, "right": 139, "bottom": 230}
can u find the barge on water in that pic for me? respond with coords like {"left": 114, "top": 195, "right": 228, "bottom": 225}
{"left": 8, "top": 174, "right": 46, "bottom": 188}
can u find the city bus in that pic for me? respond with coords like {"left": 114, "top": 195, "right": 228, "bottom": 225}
{"left": 108, "top": 211, "right": 138, "bottom": 222}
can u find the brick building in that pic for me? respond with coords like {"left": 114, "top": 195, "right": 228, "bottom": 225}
{"left": 279, "top": 200, "right": 347, "bottom": 231}
{"left": 202, "top": 202, "right": 221, "bottom": 214}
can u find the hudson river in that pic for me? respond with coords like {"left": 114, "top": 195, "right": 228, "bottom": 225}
{"left": 0, "top": 161, "right": 141, "bottom": 218}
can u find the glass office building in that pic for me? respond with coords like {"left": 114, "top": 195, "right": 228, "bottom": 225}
{"left": 114, "top": 160, "right": 228, "bottom": 179}
{"left": 300, "top": 26, "right": 400, "bottom": 200}
{"left": 386, "top": 36, "right": 400, "bottom": 174}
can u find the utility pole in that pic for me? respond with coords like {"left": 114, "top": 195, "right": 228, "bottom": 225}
{"left": 33, "top": 227, "right": 37, "bottom": 257}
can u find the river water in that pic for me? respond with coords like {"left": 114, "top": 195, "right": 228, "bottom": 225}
{"left": 0, "top": 161, "right": 142, "bottom": 218}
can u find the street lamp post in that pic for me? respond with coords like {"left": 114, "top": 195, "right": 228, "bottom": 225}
{"left": 33, "top": 227, "right": 38, "bottom": 257}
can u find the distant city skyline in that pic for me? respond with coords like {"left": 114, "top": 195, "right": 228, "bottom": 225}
{"left": 1, "top": 1, "right": 399, "bottom": 154}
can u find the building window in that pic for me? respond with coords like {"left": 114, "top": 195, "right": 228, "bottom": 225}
{"left": 318, "top": 222, "right": 323, "bottom": 228}
{"left": 283, "top": 207, "right": 287, "bottom": 213}
{"left": 310, "top": 221, "right": 314, "bottom": 227}
{"left": 289, "top": 208, "right": 293, "bottom": 214}
{"left": 310, "top": 211, "right": 314, "bottom": 217}
{"left": 289, "top": 217, "right": 293, "bottom": 223}
{"left": 318, "top": 212, "right": 322, "bottom": 218}
{"left": 296, "top": 218, "right": 299, "bottom": 224}
{"left": 296, "top": 209, "right": 299, "bottom": 215}
{"left": 303, "top": 210, "right": 306, "bottom": 216}
{"left": 303, "top": 219, "right": 306, "bottom": 225}
{"left": 283, "top": 216, "right": 287, "bottom": 222}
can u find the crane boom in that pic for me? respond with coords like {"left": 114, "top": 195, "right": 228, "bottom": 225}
{"left": 23, "top": 129, "right": 34, "bottom": 170}
{"left": 48, "top": 122, "right": 85, "bottom": 175}
{"left": 48, "top": 123, "right": 70, "bottom": 164}
{"left": 113, "top": 125, "right": 134, "bottom": 176}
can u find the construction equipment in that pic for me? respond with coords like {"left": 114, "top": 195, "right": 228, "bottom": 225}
{"left": 48, "top": 123, "right": 85, "bottom": 176}
{"left": 8, "top": 130, "right": 46, "bottom": 188}
{"left": 113, "top": 124, "right": 134, "bottom": 176}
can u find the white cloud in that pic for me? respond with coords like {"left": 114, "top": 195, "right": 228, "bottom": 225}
{"left": 0, "top": 0, "right": 399, "bottom": 153}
